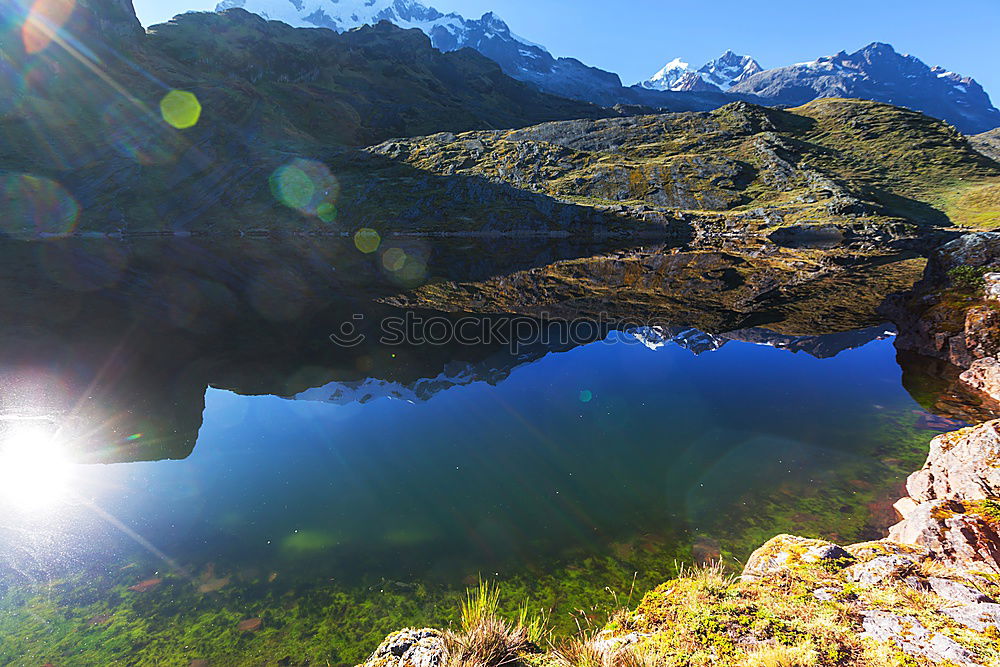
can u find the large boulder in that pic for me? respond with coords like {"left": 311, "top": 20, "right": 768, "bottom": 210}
{"left": 741, "top": 534, "right": 854, "bottom": 579}
{"left": 860, "top": 611, "right": 984, "bottom": 666}
{"left": 925, "top": 232, "right": 1000, "bottom": 286}
{"left": 906, "top": 421, "right": 1000, "bottom": 502}
{"left": 360, "top": 629, "right": 447, "bottom": 667}
{"left": 888, "top": 499, "right": 1000, "bottom": 574}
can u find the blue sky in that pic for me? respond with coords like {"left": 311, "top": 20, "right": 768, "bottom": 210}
{"left": 133, "top": 0, "right": 1000, "bottom": 101}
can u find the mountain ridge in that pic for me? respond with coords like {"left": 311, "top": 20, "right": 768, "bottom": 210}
{"left": 729, "top": 42, "right": 1000, "bottom": 134}
{"left": 218, "top": 0, "right": 1000, "bottom": 133}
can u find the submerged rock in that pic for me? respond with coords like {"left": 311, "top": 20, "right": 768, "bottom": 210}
{"left": 237, "top": 618, "right": 263, "bottom": 633}
{"left": 127, "top": 578, "right": 163, "bottom": 593}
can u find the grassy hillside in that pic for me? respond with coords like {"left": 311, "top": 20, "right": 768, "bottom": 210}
{"left": 369, "top": 99, "right": 1000, "bottom": 232}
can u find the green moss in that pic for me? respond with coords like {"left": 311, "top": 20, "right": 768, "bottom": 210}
{"left": 947, "top": 265, "right": 992, "bottom": 290}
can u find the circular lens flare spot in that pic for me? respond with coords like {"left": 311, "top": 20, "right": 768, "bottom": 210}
{"left": 354, "top": 228, "right": 381, "bottom": 254}
{"left": 0, "top": 173, "right": 79, "bottom": 240}
{"left": 316, "top": 202, "right": 338, "bottom": 223}
{"left": 0, "top": 426, "right": 73, "bottom": 510}
{"left": 160, "top": 90, "right": 202, "bottom": 130}
{"left": 22, "top": 0, "right": 76, "bottom": 55}
{"left": 579, "top": 390, "right": 593, "bottom": 403}
{"left": 270, "top": 159, "right": 339, "bottom": 219}
{"left": 381, "top": 247, "right": 407, "bottom": 272}
{"left": 271, "top": 165, "right": 315, "bottom": 210}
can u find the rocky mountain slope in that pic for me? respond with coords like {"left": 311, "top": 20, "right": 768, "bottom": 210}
{"left": 0, "top": 2, "right": 633, "bottom": 236}
{"left": 641, "top": 51, "right": 763, "bottom": 93}
{"left": 730, "top": 43, "right": 1000, "bottom": 135}
{"left": 972, "top": 129, "right": 1000, "bottom": 162}
{"left": 369, "top": 98, "right": 1000, "bottom": 236}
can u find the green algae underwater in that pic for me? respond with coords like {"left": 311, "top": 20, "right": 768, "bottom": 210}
{"left": 0, "top": 327, "right": 967, "bottom": 666}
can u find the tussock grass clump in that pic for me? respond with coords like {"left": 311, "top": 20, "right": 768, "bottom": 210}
{"left": 551, "top": 635, "right": 660, "bottom": 667}
{"left": 443, "top": 580, "right": 546, "bottom": 667}
{"left": 743, "top": 642, "right": 820, "bottom": 667}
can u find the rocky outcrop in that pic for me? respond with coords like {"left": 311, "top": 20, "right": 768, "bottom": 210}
{"left": 887, "top": 233, "right": 1000, "bottom": 402}
{"left": 888, "top": 500, "right": 1000, "bottom": 574}
{"left": 905, "top": 422, "right": 1000, "bottom": 502}
{"left": 960, "top": 357, "right": 1000, "bottom": 401}
{"left": 728, "top": 417, "right": 1000, "bottom": 664}
{"left": 970, "top": 129, "right": 1000, "bottom": 163}
{"left": 860, "top": 611, "right": 984, "bottom": 666}
{"left": 886, "top": 420, "right": 1000, "bottom": 578}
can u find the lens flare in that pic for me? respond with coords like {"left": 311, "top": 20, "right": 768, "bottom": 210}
{"left": 22, "top": 0, "right": 76, "bottom": 55}
{"left": 0, "top": 173, "right": 79, "bottom": 240}
{"left": 160, "top": 90, "right": 202, "bottom": 130}
{"left": 103, "top": 102, "right": 180, "bottom": 165}
{"left": 0, "top": 54, "right": 26, "bottom": 117}
{"left": 378, "top": 241, "right": 429, "bottom": 287}
{"left": 0, "top": 425, "right": 73, "bottom": 510}
{"left": 354, "top": 228, "right": 381, "bottom": 253}
{"left": 270, "top": 159, "right": 340, "bottom": 220}
{"left": 381, "top": 247, "right": 407, "bottom": 272}
{"left": 272, "top": 165, "right": 314, "bottom": 210}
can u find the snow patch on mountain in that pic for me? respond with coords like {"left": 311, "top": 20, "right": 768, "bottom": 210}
{"left": 217, "top": 0, "right": 531, "bottom": 61}
{"left": 214, "top": 0, "right": 625, "bottom": 104}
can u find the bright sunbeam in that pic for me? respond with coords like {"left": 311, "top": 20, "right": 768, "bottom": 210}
{"left": 0, "top": 424, "right": 73, "bottom": 510}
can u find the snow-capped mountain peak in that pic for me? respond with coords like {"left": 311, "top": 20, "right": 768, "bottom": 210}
{"left": 641, "top": 51, "right": 762, "bottom": 92}
{"left": 698, "top": 50, "right": 763, "bottom": 90}
{"left": 643, "top": 58, "right": 692, "bottom": 91}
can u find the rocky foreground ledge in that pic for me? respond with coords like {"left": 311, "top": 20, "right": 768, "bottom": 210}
{"left": 360, "top": 421, "right": 1000, "bottom": 667}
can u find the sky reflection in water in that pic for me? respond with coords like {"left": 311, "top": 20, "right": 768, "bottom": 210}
{"left": 0, "top": 329, "right": 944, "bottom": 589}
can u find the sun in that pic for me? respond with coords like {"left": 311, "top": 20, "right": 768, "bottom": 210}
{"left": 0, "top": 424, "right": 74, "bottom": 510}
